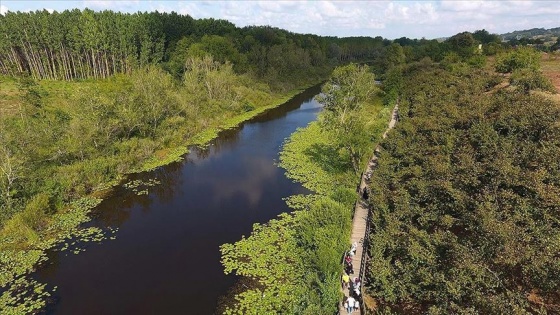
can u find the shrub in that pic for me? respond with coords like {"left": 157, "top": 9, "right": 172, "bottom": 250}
{"left": 495, "top": 47, "right": 540, "bottom": 73}
{"left": 510, "top": 68, "right": 556, "bottom": 93}
{"left": 20, "top": 193, "right": 51, "bottom": 231}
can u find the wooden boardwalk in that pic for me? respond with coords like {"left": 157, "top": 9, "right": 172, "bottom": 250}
{"left": 339, "top": 104, "right": 399, "bottom": 315}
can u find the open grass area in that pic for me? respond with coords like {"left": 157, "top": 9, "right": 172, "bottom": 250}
{"left": 0, "top": 77, "right": 22, "bottom": 117}
{"left": 541, "top": 53, "right": 560, "bottom": 91}
{"left": 540, "top": 53, "right": 560, "bottom": 103}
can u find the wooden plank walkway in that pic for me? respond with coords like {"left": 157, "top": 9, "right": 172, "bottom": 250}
{"left": 339, "top": 104, "right": 399, "bottom": 315}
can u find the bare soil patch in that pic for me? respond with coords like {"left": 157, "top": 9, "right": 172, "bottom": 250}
{"left": 541, "top": 53, "right": 560, "bottom": 92}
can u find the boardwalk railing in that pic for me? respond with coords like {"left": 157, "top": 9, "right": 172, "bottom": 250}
{"left": 358, "top": 199, "right": 372, "bottom": 315}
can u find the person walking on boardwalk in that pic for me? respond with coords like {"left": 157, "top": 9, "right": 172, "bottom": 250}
{"left": 354, "top": 277, "right": 361, "bottom": 288}
{"left": 345, "top": 254, "right": 352, "bottom": 264}
{"left": 342, "top": 272, "right": 350, "bottom": 289}
{"left": 353, "top": 300, "right": 360, "bottom": 312}
{"left": 352, "top": 277, "right": 361, "bottom": 297}
{"left": 349, "top": 242, "right": 357, "bottom": 257}
{"left": 346, "top": 296, "right": 355, "bottom": 314}
{"left": 345, "top": 261, "right": 354, "bottom": 275}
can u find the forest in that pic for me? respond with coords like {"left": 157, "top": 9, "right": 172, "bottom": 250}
{"left": 0, "top": 9, "right": 389, "bottom": 85}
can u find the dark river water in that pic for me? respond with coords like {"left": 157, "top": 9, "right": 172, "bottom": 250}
{"left": 36, "top": 84, "right": 323, "bottom": 314}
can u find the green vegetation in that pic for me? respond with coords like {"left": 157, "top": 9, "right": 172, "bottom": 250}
{"left": 220, "top": 64, "right": 390, "bottom": 314}
{"left": 495, "top": 46, "right": 541, "bottom": 73}
{"left": 0, "top": 9, "right": 394, "bottom": 312}
{"left": 500, "top": 27, "right": 560, "bottom": 50}
{"left": 2, "top": 10, "right": 558, "bottom": 312}
{"left": 494, "top": 47, "right": 556, "bottom": 94}
{"left": 317, "top": 64, "right": 380, "bottom": 173}
{"left": 365, "top": 57, "right": 560, "bottom": 313}
{"left": 0, "top": 64, "right": 324, "bottom": 312}
{"left": 0, "top": 9, "right": 388, "bottom": 85}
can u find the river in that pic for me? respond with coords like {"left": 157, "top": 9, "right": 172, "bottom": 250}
{"left": 36, "top": 84, "right": 323, "bottom": 314}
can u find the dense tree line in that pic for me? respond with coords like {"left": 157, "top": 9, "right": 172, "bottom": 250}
{"left": 0, "top": 9, "right": 168, "bottom": 79}
{"left": 377, "top": 29, "right": 503, "bottom": 73}
{"left": 0, "top": 9, "right": 389, "bottom": 83}
{"left": 366, "top": 59, "right": 560, "bottom": 313}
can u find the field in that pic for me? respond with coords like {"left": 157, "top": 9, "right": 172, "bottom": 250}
{"left": 541, "top": 52, "right": 560, "bottom": 100}
{"left": 0, "top": 77, "right": 22, "bottom": 117}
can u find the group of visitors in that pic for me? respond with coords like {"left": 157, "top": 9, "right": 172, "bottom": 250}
{"left": 342, "top": 242, "right": 362, "bottom": 314}
{"left": 342, "top": 276, "right": 362, "bottom": 313}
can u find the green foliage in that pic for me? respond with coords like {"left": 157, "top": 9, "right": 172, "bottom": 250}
{"left": 472, "top": 29, "right": 501, "bottom": 45}
{"left": 0, "top": 56, "right": 330, "bottom": 314}
{"left": 482, "top": 42, "right": 503, "bottom": 56}
{"left": 367, "top": 65, "right": 560, "bottom": 313}
{"left": 0, "top": 9, "right": 409, "bottom": 314}
{"left": 279, "top": 123, "right": 353, "bottom": 194}
{"left": 446, "top": 32, "right": 477, "bottom": 58}
{"left": 0, "top": 250, "right": 46, "bottom": 287}
{"left": 378, "top": 43, "right": 406, "bottom": 72}
{"left": 221, "top": 213, "right": 306, "bottom": 315}
{"left": 466, "top": 54, "right": 487, "bottom": 68}
{"left": 187, "top": 35, "right": 243, "bottom": 69}
{"left": 317, "top": 64, "right": 380, "bottom": 173}
{"left": 20, "top": 193, "right": 51, "bottom": 231}
{"left": 495, "top": 47, "right": 541, "bottom": 73}
{"left": 510, "top": 68, "right": 556, "bottom": 93}
{"left": 0, "top": 277, "right": 52, "bottom": 314}
{"left": 382, "top": 66, "right": 404, "bottom": 105}
{"left": 0, "top": 9, "right": 376, "bottom": 86}
{"left": 223, "top": 122, "right": 357, "bottom": 314}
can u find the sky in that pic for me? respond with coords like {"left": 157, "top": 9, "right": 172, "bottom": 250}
{"left": 1, "top": 0, "right": 559, "bottom": 39}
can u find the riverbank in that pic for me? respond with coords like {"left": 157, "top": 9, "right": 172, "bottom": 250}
{"left": 220, "top": 81, "right": 391, "bottom": 313}
{"left": 0, "top": 69, "right": 327, "bottom": 313}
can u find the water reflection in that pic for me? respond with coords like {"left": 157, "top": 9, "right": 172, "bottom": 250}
{"left": 36, "top": 84, "right": 323, "bottom": 315}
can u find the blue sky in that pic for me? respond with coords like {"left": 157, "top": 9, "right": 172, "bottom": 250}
{"left": 1, "top": 1, "right": 559, "bottom": 39}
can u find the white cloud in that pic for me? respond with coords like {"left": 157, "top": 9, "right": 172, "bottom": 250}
{"left": 440, "top": 1, "right": 489, "bottom": 12}
{"left": 6, "top": 0, "right": 551, "bottom": 39}
{"left": 177, "top": 1, "right": 209, "bottom": 18}
{"left": 257, "top": 1, "right": 299, "bottom": 13}
{"left": 82, "top": 0, "right": 139, "bottom": 10}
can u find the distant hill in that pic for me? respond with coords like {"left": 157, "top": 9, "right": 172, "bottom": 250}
{"left": 500, "top": 27, "right": 560, "bottom": 41}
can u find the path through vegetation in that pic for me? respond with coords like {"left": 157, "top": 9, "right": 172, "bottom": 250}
{"left": 340, "top": 103, "right": 399, "bottom": 314}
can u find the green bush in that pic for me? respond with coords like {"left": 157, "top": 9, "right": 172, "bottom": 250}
{"left": 495, "top": 47, "right": 540, "bottom": 73}
{"left": 510, "top": 68, "right": 556, "bottom": 93}
{"left": 20, "top": 193, "right": 51, "bottom": 231}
